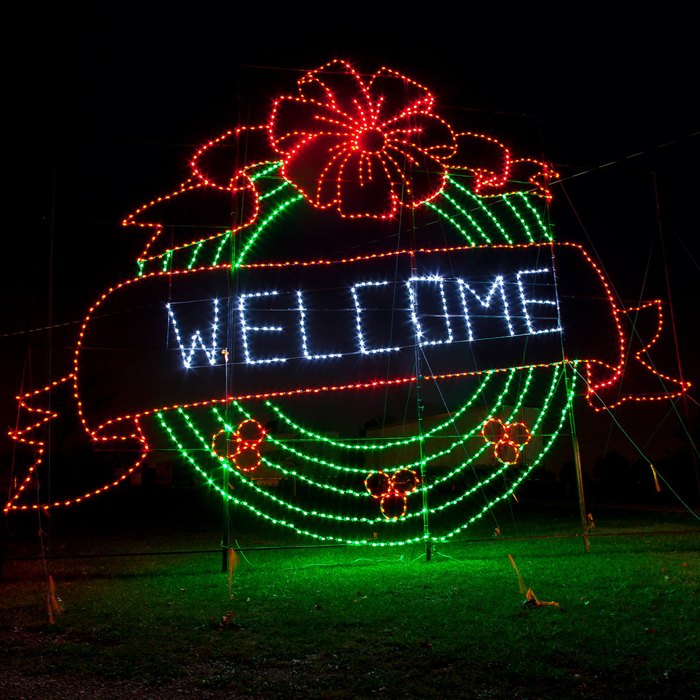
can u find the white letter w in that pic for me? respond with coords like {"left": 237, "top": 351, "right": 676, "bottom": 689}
{"left": 167, "top": 299, "right": 220, "bottom": 368}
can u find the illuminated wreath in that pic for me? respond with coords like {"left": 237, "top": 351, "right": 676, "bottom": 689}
{"left": 5, "top": 59, "right": 688, "bottom": 553}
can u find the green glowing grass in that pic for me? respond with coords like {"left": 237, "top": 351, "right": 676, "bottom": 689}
{"left": 1, "top": 509, "right": 698, "bottom": 698}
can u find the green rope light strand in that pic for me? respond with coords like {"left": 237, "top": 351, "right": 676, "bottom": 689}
{"left": 154, "top": 364, "right": 573, "bottom": 546}
{"left": 249, "top": 161, "right": 283, "bottom": 181}
{"left": 178, "top": 407, "right": 383, "bottom": 525}
{"left": 515, "top": 192, "right": 553, "bottom": 242}
{"left": 211, "top": 231, "right": 232, "bottom": 266}
{"left": 225, "top": 370, "right": 516, "bottom": 473}
{"left": 424, "top": 200, "right": 477, "bottom": 246}
{"left": 248, "top": 363, "right": 534, "bottom": 478}
{"left": 438, "top": 192, "right": 493, "bottom": 244}
{"left": 208, "top": 366, "right": 558, "bottom": 515}
{"left": 161, "top": 249, "right": 173, "bottom": 273}
{"left": 435, "top": 369, "right": 577, "bottom": 541}
{"left": 501, "top": 195, "right": 535, "bottom": 243}
{"left": 206, "top": 363, "right": 557, "bottom": 512}
{"left": 428, "top": 365, "right": 563, "bottom": 492}
{"left": 231, "top": 193, "right": 304, "bottom": 270}
{"left": 175, "top": 392, "right": 525, "bottom": 525}
{"left": 262, "top": 372, "right": 496, "bottom": 451}
{"left": 156, "top": 410, "right": 372, "bottom": 545}
{"left": 257, "top": 180, "right": 293, "bottom": 201}
{"left": 187, "top": 239, "right": 206, "bottom": 269}
{"left": 450, "top": 179, "right": 513, "bottom": 244}
{"left": 223, "top": 371, "right": 515, "bottom": 473}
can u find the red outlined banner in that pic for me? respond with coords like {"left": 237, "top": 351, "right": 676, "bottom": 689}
{"left": 6, "top": 242, "right": 689, "bottom": 513}
{"left": 5, "top": 57, "right": 689, "bottom": 515}
{"left": 72, "top": 242, "right": 684, "bottom": 435}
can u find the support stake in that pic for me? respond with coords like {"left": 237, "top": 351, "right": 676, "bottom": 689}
{"left": 567, "top": 388, "right": 590, "bottom": 553}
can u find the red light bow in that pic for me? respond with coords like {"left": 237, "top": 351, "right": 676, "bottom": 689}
{"left": 270, "top": 59, "right": 457, "bottom": 219}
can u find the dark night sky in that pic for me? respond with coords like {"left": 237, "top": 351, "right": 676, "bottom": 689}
{"left": 3, "top": 7, "right": 698, "bottom": 477}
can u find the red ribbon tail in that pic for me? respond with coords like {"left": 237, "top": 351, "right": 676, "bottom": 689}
{"left": 5, "top": 375, "right": 148, "bottom": 513}
{"left": 5, "top": 375, "right": 73, "bottom": 513}
{"left": 585, "top": 300, "right": 690, "bottom": 411}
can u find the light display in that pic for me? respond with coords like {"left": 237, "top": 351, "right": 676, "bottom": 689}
{"left": 212, "top": 419, "right": 267, "bottom": 473}
{"left": 5, "top": 60, "right": 690, "bottom": 550}
{"left": 268, "top": 60, "right": 456, "bottom": 219}
{"left": 482, "top": 418, "right": 533, "bottom": 465}
{"left": 365, "top": 468, "right": 421, "bottom": 520}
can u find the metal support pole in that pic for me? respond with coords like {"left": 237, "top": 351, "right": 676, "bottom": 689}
{"left": 568, "top": 398, "right": 590, "bottom": 553}
{"left": 653, "top": 173, "right": 700, "bottom": 500}
{"left": 416, "top": 384, "right": 432, "bottom": 562}
{"left": 221, "top": 484, "right": 230, "bottom": 572}
{"left": 409, "top": 228, "right": 431, "bottom": 562}
{"left": 0, "top": 514, "right": 6, "bottom": 581}
{"left": 222, "top": 204, "right": 240, "bottom": 573}
{"left": 550, "top": 234, "right": 590, "bottom": 554}
{"left": 221, "top": 381, "right": 231, "bottom": 573}
{"left": 221, "top": 304, "right": 233, "bottom": 573}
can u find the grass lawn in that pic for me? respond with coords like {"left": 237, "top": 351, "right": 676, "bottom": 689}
{"left": 1, "top": 501, "right": 699, "bottom": 699}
